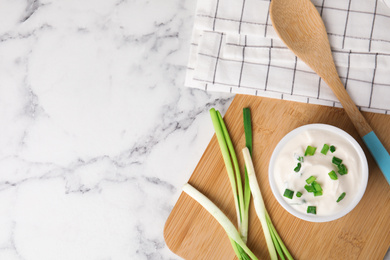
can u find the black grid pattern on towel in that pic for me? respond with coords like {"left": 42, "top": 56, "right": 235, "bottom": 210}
{"left": 186, "top": 0, "right": 390, "bottom": 114}
{"left": 190, "top": 31, "right": 390, "bottom": 114}
{"left": 197, "top": 0, "right": 390, "bottom": 53}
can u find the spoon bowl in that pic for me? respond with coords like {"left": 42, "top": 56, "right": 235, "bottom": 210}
{"left": 270, "top": 0, "right": 335, "bottom": 78}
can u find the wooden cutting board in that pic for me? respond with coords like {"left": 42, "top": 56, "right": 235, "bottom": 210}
{"left": 164, "top": 94, "right": 390, "bottom": 260}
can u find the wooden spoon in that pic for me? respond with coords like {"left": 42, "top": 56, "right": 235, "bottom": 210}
{"left": 269, "top": 0, "right": 390, "bottom": 185}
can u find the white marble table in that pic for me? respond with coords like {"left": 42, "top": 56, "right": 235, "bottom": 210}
{"left": 0, "top": 0, "right": 388, "bottom": 259}
{"left": 0, "top": 0, "right": 233, "bottom": 258}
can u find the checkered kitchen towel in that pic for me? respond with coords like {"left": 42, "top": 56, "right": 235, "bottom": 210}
{"left": 185, "top": 0, "right": 390, "bottom": 114}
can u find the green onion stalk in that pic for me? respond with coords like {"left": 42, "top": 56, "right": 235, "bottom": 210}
{"left": 243, "top": 147, "right": 294, "bottom": 260}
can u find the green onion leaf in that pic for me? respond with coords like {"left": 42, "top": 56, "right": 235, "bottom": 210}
{"left": 294, "top": 162, "right": 302, "bottom": 172}
{"left": 328, "top": 170, "right": 338, "bottom": 180}
{"left": 305, "top": 176, "right": 316, "bottom": 184}
{"left": 265, "top": 212, "right": 294, "bottom": 260}
{"left": 304, "top": 146, "right": 317, "bottom": 156}
{"left": 338, "top": 164, "right": 348, "bottom": 175}
{"left": 314, "top": 191, "right": 323, "bottom": 196}
{"left": 243, "top": 108, "right": 252, "bottom": 155}
{"left": 267, "top": 221, "right": 284, "bottom": 260}
{"left": 232, "top": 241, "right": 251, "bottom": 260}
{"left": 296, "top": 191, "right": 303, "bottom": 198}
{"left": 307, "top": 206, "right": 316, "bottom": 214}
{"left": 283, "top": 189, "right": 294, "bottom": 199}
{"left": 297, "top": 156, "right": 304, "bottom": 162}
{"left": 330, "top": 145, "right": 336, "bottom": 153}
{"left": 304, "top": 185, "right": 315, "bottom": 193}
{"left": 337, "top": 192, "right": 346, "bottom": 202}
{"left": 332, "top": 156, "right": 342, "bottom": 166}
{"left": 321, "top": 144, "right": 330, "bottom": 155}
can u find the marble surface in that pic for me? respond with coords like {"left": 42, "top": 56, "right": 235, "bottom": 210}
{"left": 0, "top": 0, "right": 388, "bottom": 260}
{"left": 0, "top": 0, "right": 233, "bottom": 259}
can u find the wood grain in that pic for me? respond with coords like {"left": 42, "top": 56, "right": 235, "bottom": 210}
{"left": 269, "top": 0, "right": 372, "bottom": 137}
{"left": 164, "top": 95, "right": 390, "bottom": 260}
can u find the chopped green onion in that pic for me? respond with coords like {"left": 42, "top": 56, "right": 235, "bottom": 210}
{"left": 328, "top": 170, "right": 338, "bottom": 180}
{"left": 332, "top": 156, "right": 342, "bottom": 166}
{"left": 307, "top": 206, "right": 316, "bottom": 214}
{"left": 305, "top": 176, "right": 316, "bottom": 184}
{"left": 330, "top": 145, "right": 336, "bottom": 153}
{"left": 337, "top": 192, "right": 346, "bottom": 202}
{"left": 312, "top": 181, "right": 323, "bottom": 192}
{"left": 304, "top": 185, "right": 315, "bottom": 193}
{"left": 294, "top": 162, "right": 301, "bottom": 172}
{"left": 314, "top": 191, "right": 323, "bottom": 196}
{"left": 304, "top": 146, "right": 317, "bottom": 156}
{"left": 321, "top": 144, "right": 330, "bottom": 155}
{"left": 338, "top": 164, "right": 348, "bottom": 175}
{"left": 283, "top": 189, "right": 294, "bottom": 199}
{"left": 297, "top": 156, "right": 304, "bottom": 162}
{"left": 296, "top": 191, "right": 302, "bottom": 198}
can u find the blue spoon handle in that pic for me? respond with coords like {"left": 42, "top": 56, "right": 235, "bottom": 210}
{"left": 363, "top": 131, "right": 390, "bottom": 185}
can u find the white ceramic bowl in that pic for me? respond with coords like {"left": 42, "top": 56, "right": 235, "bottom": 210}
{"left": 268, "top": 124, "right": 368, "bottom": 222}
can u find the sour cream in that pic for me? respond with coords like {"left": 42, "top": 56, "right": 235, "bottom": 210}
{"left": 269, "top": 125, "right": 368, "bottom": 219}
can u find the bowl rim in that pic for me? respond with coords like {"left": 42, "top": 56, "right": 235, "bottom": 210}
{"left": 268, "top": 123, "right": 369, "bottom": 223}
